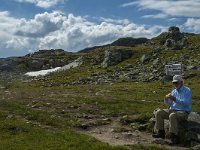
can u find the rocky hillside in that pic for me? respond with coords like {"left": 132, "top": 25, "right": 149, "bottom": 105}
{"left": 0, "top": 49, "right": 81, "bottom": 72}
{"left": 43, "top": 26, "right": 200, "bottom": 86}
{"left": 0, "top": 26, "right": 200, "bottom": 83}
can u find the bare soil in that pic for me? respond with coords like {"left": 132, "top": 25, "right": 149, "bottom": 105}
{"left": 78, "top": 117, "right": 190, "bottom": 150}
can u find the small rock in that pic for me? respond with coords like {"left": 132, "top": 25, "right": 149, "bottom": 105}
{"left": 0, "top": 86, "right": 6, "bottom": 89}
{"left": 152, "top": 138, "right": 166, "bottom": 145}
{"left": 6, "top": 115, "right": 14, "bottom": 119}
{"left": 193, "top": 144, "right": 200, "bottom": 149}
{"left": 110, "top": 128, "right": 115, "bottom": 132}
{"left": 102, "top": 118, "right": 111, "bottom": 121}
{"left": 140, "top": 54, "right": 150, "bottom": 64}
{"left": 79, "top": 124, "right": 90, "bottom": 130}
{"left": 114, "top": 135, "right": 120, "bottom": 139}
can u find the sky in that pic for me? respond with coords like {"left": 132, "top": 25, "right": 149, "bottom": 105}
{"left": 0, "top": 0, "right": 200, "bottom": 58}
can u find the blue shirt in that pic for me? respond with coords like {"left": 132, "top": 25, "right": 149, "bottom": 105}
{"left": 165, "top": 85, "right": 192, "bottom": 112}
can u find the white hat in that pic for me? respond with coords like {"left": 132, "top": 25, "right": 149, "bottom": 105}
{"left": 172, "top": 75, "right": 183, "bottom": 83}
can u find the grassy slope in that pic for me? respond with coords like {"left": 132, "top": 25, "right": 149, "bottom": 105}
{"left": 0, "top": 113, "right": 126, "bottom": 150}
{"left": 0, "top": 78, "right": 199, "bottom": 149}
{"left": 0, "top": 34, "right": 200, "bottom": 150}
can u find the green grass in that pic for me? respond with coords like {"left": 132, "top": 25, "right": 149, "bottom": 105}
{"left": 1, "top": 77, "right": 200, "bottom": 150}
{"left": 0, "top": 115, "right": 126, "bottom": 150}
{"left": 1, "top": 39, "right": 200, "bottom": 149}
{"left": 0, "top": 110, "right": 166, "bottom": 150}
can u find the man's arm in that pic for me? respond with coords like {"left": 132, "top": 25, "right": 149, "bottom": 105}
{"left": 169, "top": 90, "right": 192, "bottom": 106}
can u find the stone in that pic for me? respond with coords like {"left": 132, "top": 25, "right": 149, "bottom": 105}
{"left": 150, "top": 111, "right": 200, "bottom": 146}
{"left": 152, "top": 138, "right": 166, "bottom": 145}
{"left": 193, "top": 144, "right": 200, "bottom": 150}
{"left": 159, "top": 26, "right": 188, "bottom": 50}
{"left": 187, "top": 65, "right": 196, "bottom": 70}
{"left": 101, "top": 49, "right": 132, "bottom": 68}
{"left": 79, "top": 123, "right": 90, "bottom": 130}
{"left": 153, "top": 47, "right": 162, "bottom": 53}
{"left": 28, "top": 59, "right": 44, "bottom": 71}
{"left": 168, "top": 26, "right": 180, "bottom": 35}
{"left": 152, "top": 58, "right": 160, "bottom": 66}
{"left": 0, "top": 85, "right": 6, "bottom": 89}
{"left": 140, "top": 54, "right": 150, "bottom": 64}
{"left": 165, "top": 39, "right": 175, "bottom": 47}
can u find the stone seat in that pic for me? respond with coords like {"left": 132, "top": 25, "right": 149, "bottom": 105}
{"left": 150, "top": 110, "right": 200, "bottom": 147}
{"left": 178, "top": 112, "right": 200, "bottom": 147}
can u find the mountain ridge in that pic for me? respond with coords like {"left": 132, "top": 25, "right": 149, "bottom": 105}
{"left": 0, "top": 26, "right": 200, "bottom": 83}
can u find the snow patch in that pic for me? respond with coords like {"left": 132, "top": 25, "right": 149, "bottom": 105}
{"left": 25, "top": 67, "right": 61, "bottom": 77}
{"left": 25, "top": 57, "right": 82, "bottom": 77}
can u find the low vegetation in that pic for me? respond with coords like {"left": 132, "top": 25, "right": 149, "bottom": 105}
{"left": 0, "top": 28, "right": 200, "bottom": 149}
{"left": 0, "top": 74, "right": 200, "bottom": 149}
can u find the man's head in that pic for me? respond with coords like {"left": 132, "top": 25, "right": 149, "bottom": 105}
{"left": 172, "top": 75, "right": 183, "bottom": 89}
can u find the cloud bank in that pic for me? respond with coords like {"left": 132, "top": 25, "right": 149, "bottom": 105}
{"left": 185, "top": 18, "right": 200, "bottom": 32}
{"left": 0, "top": 11, "right": 166, "bottom": 57}
{"left": 122, "top": 0, "right": 200, "bottom": 18}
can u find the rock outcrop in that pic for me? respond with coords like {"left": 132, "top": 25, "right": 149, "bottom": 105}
{"left": 158, "top": 26, "right": 188, "bottom": 50}
{"left": 180, "top": 112, "right": 200, "bottom": 146}
{"left": 101, "top": 49, "right": 133, "bottom": 68}
{"left": 27, "top": 59, "right": 45, "bottom": 71}
{"left": 0, "top": 57, "right": 22, "bottom": 72}
{"left": 150, "top": 110, "right": 200, "bottom": 147}
{"left": 0, "top": 49, "right": 79, "bottom": 72}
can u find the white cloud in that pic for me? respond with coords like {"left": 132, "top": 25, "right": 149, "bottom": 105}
{"left": 100, "top": 17, "right": 130, "bottom": 25}
{"left": 0, "top": 11, "right": 19, "bottom": 34}
{"left": 120, "top": 1, "right": 139, "bottom": 8}
{"left": 121, "top": 0, "right": 200, "bottom": 18}
{"left": 14, "top": 0, "right": 65, "bottom": 8}
{"left": 0, "top": 11, "right": 166, "bottom": 57}
{"left": 185, "top": 18, "right": 200, "bottom": 32}
{"left": 142, "top": 13, "right": 168, "bottom": 19}
{"left": 15, "top": 11, "right": 66, "bottom": 37}
{"left": 167, "top": 18, "right": 180, "bottom": 22}
{"left": 0, "top": 11, "right": 23, "bottom": 57}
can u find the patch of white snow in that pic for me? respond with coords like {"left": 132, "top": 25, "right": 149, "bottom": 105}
{"left": 25, "top": 57, "right": 83, "bottom": 77}
{"left": 25, "top": 67, "right": 61, "bottom": 77}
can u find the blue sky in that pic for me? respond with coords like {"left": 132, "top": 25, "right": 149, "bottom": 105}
{"left": 0, "top": 0, "right": 200, "bottom": 58}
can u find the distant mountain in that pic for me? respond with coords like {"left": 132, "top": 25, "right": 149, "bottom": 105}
{"left": 79, "top": 37, "right": 149, "bottom": 53}
{"left": 110, "top": 37, "right": 149, "bottom": 47}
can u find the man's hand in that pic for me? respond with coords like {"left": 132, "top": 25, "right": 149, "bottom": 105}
{"left": 165, "top": 93, "right": 176, "bottom": 101}
{"left": 165, "top": 93, "right": 171, "bottom": 99}
{"left": 169, "top": 95, "right": 176, "bottom": 101}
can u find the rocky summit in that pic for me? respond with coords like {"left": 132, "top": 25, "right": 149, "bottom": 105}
{"left": 0, "top": 26, "right": 200, "bottom": 84}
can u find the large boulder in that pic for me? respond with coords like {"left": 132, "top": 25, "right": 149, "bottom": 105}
{"left": 48, "top": 59, "right": 66, "bottom": 68}
{"left": 179, "top": 112, "right": 200, "bottom": 146}
{"left": 27, "top": 59, "right": 45, "bottom": 71}
{"left": 101, "top": 49, "right": 133, "bottom": 68}
{"left": 167, "top": 26, "right": 183, "bottom": 41}
{"left": 150, "top": 110, "right": 200, "bottom": 147}
{"left": 158, "top": 26, "right": 188, "bottom": 50}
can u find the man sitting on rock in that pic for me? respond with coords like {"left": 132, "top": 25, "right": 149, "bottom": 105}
{"left": 152, "top": 75, "right": 192, "bottom": 144}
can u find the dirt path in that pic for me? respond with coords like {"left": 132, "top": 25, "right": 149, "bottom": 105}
{"left": 78, "top": 117, "right": 190, "bottom": 150}
{"left": 82, "top": 123, "right": 152, "bottom": 146}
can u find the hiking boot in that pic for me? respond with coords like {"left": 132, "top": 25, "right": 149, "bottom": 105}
{"left": 152, "top": 130, "right": 165, "bottom": 139}
{"left": 170, "top": 133, "right": 179, "bottom": 145}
